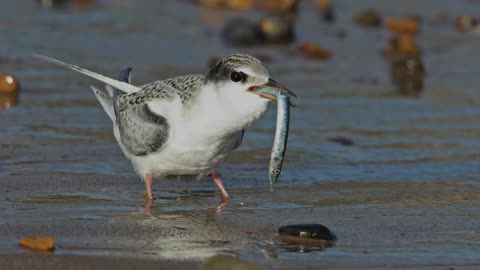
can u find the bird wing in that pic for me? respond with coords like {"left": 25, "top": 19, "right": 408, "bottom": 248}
{"left": 115, "top": 75, "right": 204, "bottom": 156}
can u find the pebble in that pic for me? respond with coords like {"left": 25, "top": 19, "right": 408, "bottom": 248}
{"left": 261, "top": 0, "right": 298, "bottom": 16}
{"left": 385, "top": 18, "right": 420, "bottom": 35}
{"left": 202, "top": 255, "right": 263, "bottom": 270}
{"left": 297, "top": 42, "right": 331, "bottom": 60}
{"left": 222, "top": 14, "right": 295, "bottom": 46}
{"left": 225, "top": 0, "right": 255, "bottom": 11}
{"left": 278, "top": 224, "right": 337, "bottom": 241}
{"left": 455, "top": 15, "right": 478, "bottom": 32}
{"left": 19, "top": 236, "right": 55, "bottom": 251}
{"left": 355, "top": 9, "right": 382, "bottom": 27}
{"left": 199, "top": 0, "right": 255, "bottom": 11}
{"left": 314, "top": 0, "right": 335, "bottom": 23}
{"left": 383, "top": 34, "right": 421, "bottom": 58}
{"left": 221, "top": 18, "right": 263, "bottom": 46}
{"left": 0, "top": 74, "right": 20, "bottom": 94}
{"left": 278, "top": 224, "right": 336, "bottom": 252}
{"left": 258, "top": 14, "right": 295, "bottom": 44}
{"left": 390, "top": 55, "right": 425, "bottom": 96}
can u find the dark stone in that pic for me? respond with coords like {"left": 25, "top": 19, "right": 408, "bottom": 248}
{"left": 322, "top": 8, "right": 335, "bottom": 23}
{"left": 390, "top": 55, "right": 425, "bottom": 97}
{"left": 221, "top": 14, "right": 295, "bottom": 46}
{"left": 278, "top": 224, "right": 336, "bottom": 241}
{"left": 221, "top": 18, "right": 263, "bottom": 46}
{"left": 327, "top": 136, "right": 354, "bottom": 146}
{"left": 259, "top": 14, "right": 295, "bottom": 44}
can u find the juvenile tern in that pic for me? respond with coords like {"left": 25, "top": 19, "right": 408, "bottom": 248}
{"left": 34, "top": 53, "right": 296, "bottom": 203}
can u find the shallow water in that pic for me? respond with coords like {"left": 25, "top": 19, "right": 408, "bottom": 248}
{"left": 1, "top": 0, "right": 480, "bottom": 268}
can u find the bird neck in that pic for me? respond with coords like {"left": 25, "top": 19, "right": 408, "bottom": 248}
{"left": 186, "top": 83, "right": 269, "bottom": 138}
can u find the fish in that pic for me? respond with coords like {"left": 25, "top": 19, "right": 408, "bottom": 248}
{"left": 248, "top": 86, "right": 292, "bottom": 189}
{"left": 269, "top": 94, "right": 290, "bottom": 189}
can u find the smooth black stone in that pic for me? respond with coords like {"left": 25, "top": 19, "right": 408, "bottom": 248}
{"left": 278, "top": 224, "right": 337, "bottom": 241}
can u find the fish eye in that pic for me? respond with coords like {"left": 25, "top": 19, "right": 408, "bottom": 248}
{"left": 230, "top": 71, "right": 246, "bottom": 83}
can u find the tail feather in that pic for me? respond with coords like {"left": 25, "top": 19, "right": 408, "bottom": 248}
{"left": 33, "top": 54, "right": 141, "bottom": 94}
{"left": 90, "top": 86, "right": 115, "bottom": 121}
{"left": 105, "top": 85, "right": 115, "bottom": 97}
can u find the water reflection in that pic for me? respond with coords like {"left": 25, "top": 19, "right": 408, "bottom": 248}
{"left": 390, "top": 55, "right": 425, "bottom": 97}
{"left": 0, "top": 92, "right": 18, "bottom": 109}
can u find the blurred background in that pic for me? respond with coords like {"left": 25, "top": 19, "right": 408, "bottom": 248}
{"left": 1, "top": 0, "right": 480, "bottom": 188}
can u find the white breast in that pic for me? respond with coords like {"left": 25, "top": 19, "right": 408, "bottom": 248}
{"left": 117, "top": 84, "right": 269, "bottom": 178}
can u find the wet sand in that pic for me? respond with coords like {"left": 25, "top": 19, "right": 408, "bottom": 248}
{"left": 1, "top": 173, "right": 479, "bottom": 269}
{"left": 2, "top": 0, "right": 480, "bottom": 269}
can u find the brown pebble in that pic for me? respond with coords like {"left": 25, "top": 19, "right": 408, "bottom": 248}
{"left": 261, "top": 0, "right": 298, "bottom": 14}
{"left": 0, "top": 74, "right": 20, "bottom": 94}
{"left": 199, "top": 0, "right": 255, "bottom": 11}
{"left": 298, "top": 41, "right": 331, "bottom": 60}
{"left": 19, "top": 236, "right": 55, "bottom": 251}
{"left": 225, "top": 0, "right": 255, "bottom": 11}
{"left": 355, "top": 9, "right": 382, "bottom": 27}
{"left": 385, "top": 18, "right": 420, "bottom": 35}
{"left": 314, "top": 0, "right": 332, "bottom": 10}
{"left": 383, "top": 34, "right": 421, "bottom": 58}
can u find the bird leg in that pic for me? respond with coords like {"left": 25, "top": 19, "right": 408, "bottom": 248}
{"left": 211, "top": 171, "right": 230, "bottom": 203}
{"left": 144, "top": 174, "right": 154, "bottom": 201}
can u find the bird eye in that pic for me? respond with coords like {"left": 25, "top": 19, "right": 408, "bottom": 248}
{"left": 230, "top": 71, "right": 246, "bottom": 83}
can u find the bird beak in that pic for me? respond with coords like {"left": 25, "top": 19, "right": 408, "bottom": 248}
{"left": 248, "top": 78, "right": 296, "bottom": 106}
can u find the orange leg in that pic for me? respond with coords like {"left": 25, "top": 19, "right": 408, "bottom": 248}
{"left": 144, "top": 174, "right": 154, "bottom": 201}
{"left": 211, "top": 171, "right": 230, "bottom": 202}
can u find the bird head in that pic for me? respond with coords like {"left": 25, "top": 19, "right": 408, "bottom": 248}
{"left": 205, "top": 54, "right": 296, "bottom": 104}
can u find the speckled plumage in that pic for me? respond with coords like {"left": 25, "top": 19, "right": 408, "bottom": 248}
{"left": 120, "top": 75, "right": 204, "bottom": 106}
{"left": 34, "top": 53, "right": 293, "bottom": 202}
{"left": 114, "top": 74, "right": 204, "bottom": 156}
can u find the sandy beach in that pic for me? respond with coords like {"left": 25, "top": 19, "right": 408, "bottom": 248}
{"left": 1, "top": 0, "right": 480, "bottom": 269}
{"left": 1, "top": 173, "right": 480, "bottom": 269}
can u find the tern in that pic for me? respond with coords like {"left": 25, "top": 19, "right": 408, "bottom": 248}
{"left": 34, "top": 53, "right": 295, "bottom": 203}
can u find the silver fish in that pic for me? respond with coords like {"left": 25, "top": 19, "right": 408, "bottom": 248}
{"left": 247, "top": 84, "right": 293, "bottom": 189}
{"left": 269, "top": 94, "right": 290, "bottom": 188}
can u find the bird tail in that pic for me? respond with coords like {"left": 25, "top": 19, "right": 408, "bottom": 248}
{"left": 90, "top": 86, "right": 116, "bottom": 121}
{"left": 33, "top": 54, "right": 140, "bottom": 122}
{"left": 32, "top": 54, "right": 141, "bottom": 94}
